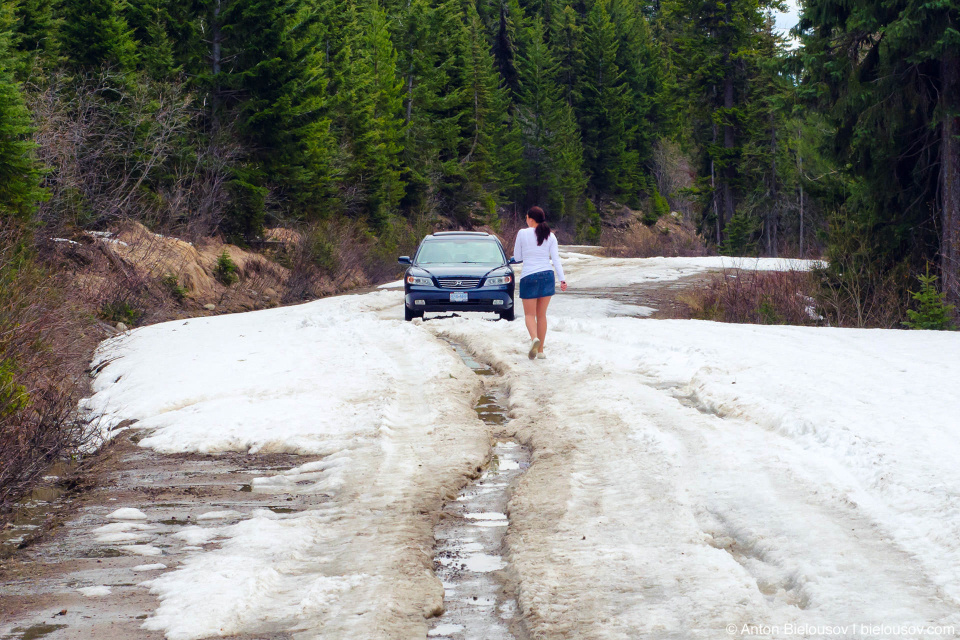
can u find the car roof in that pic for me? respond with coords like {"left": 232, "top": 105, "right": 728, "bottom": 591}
{"left": 425, "top": 231, "right": 493, "bottom": 239}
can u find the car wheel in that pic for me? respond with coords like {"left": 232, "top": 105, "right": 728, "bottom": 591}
{"left": 499, "top": 307, "right": 515, "bottom": 321}
{"left": 404, "top": 306, "right": 422, "bottom": 321}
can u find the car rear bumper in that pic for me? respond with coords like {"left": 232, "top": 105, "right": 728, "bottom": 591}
{"left": 405, "top": 288, "right": 514, "bottom": 312}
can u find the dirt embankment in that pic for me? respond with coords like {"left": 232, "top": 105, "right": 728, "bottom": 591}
{"left": 47, "top": 222, "right": 370, "bottom": 327}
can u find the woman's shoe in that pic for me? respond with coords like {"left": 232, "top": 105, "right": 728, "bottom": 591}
{"left": 528, "top": 338, "right": 541, "bottom": 360}
{"left": 536, "top": 352, "right": 547, "bottom": 360}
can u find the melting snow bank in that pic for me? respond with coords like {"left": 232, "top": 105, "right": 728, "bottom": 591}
{"left": 432, "top": 317, "right": 960, "bottom": 638}
{"left": 81, "top": 291, "right": 490, "bottom": 639}
{"left": 559, "top": 250, "right": 822, "bottom": 288}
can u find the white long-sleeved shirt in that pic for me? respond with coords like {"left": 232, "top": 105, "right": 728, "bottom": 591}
{"left": 513, "top": 227, "right": 565, "bottom": 282}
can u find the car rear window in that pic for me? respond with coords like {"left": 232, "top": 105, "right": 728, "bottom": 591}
{"left": 416, "top": 239, "right": 504, "bottom": 265}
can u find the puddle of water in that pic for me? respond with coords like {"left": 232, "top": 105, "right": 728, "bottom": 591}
{"left": 430, "top": 438, "right": 528, "bottom": 640}
{"left": 448, "top": 343, "right": 495, "bottom": 376}
{"left": 82, "top": 547, "right": 125, "bottom": 558}
{"left": 429, "top": 340, "right": 529, "bottom": 640}
{"left": 1, "top": 461, "right": 77, "bottom": 557}
{"left": 9, "top": 624, "right": 68, "bottom": 640}
{"left": 267, "top": 506, "right": 297, "bottom": 514}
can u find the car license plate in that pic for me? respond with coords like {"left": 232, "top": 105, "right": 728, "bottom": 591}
{"left": 450, "top": 292, "right": 468, "bottom": 302}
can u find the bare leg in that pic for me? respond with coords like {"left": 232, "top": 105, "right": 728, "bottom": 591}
{"left": 522, "top": 298, "right": 538, "bottom": 340}
{"left": 535, "top": 296, "right": 551, "bottom": 351}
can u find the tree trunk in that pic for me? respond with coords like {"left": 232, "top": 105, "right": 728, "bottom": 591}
{"left": 941, "top": 49, "right": 960, "bottom": 306}
{"left": 799, "top": 182, "right": 804, "bottom": 257}
{"left": 767, "top": 118, "right": 778, "bottom": 257}
{"left": 721, "top": 70, "right": 736, "bottom": 230}
{"left": 405, "top": 56, "right": 413, "bottom": 124}
{"left": 798, "top": 126, "right": 804, "bottom": 257}
{"left": 712, "top": 120, "right": 720, "bottom": 244}
{"left": 210, "top": 0, "right": 222, "bottom": 132}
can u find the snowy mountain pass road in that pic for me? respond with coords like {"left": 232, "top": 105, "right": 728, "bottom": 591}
{"left": 3, "top": 251, "right": 960, "bottom": 640}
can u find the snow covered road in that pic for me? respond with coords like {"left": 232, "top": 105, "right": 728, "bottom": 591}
{"left": 436, "top": 313, "right": 960, "bottom": 638}
{"left": 8, "top": 250, "right": 960, "bottom": 640}
{"left": 81, "top": 294, "right": 493, "bottom": 638}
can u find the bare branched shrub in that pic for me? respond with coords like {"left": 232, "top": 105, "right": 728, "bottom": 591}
{"left": 815, "top": 212, "right": 912, "bottom": 328}
{"left": 277, "top": 215, "right": 437, "bottom": 302}
{"left": 651, "top": 138, "right": 696, "bottom": 217}
{"left": 363, "top": 215, "right": 435, "bottom": 284}
{"left": 676, "top": 269, "right": 821, "bottom": 325}
{"left": 815, "top": 261, "right": 910, "bottom": 328}
{"left": 603, "top": 217, "right": 710, "bottom": 258}
{"left": 281, "top": 218, "right": 372, "bottom": 302}
{"left": 0, "top": 223, "right": 100, "bottom": 512}
{"left": 28, "top": 70, "right": 237, "bottom": 238}
{"left": 490, "top": 209, "right": 529, "bottom": 255}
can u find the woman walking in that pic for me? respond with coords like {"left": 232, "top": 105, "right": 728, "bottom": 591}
{"left": 513, "top": 206, "right": 567, "bottom": 360}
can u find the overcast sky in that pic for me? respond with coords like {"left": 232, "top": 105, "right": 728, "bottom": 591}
{"left": 773, "top": 0, "right": 802, "bottom": 35}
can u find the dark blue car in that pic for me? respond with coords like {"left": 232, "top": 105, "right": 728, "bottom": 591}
{"left": 398, "top": 232, "right": 516, "bottom": 321}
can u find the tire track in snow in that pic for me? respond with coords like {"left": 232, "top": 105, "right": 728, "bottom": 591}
{"left": 428, "top": 342, "right": 530, "bottom": 640}
{"left": 431, "top": 314, "right": 960, "bottom": 639}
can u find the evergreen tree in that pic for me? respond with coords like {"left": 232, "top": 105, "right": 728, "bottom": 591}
{"left": 12, "top": 0, "right": 59, "bottom": 76}
{"left": 552, "top": 102, "right": 588, "bottom": 218}
{"left": 126, "top": 0, "right": 176, "bottom": 77}
{"left": 162, "top": 0, "right": 203, "bottom": 72}
{"left": 799, "top": 0, "right": 960, "bottom": 303}
{"left": 0, "top": 2, "right": 45, "bottom": 219}
{"left": 516, "top": 16, "right": 586, "bottom": 216}
{"left": 352, "top": 0, "right": 406, "bottom": 226}
{"left": 664, "top": 0, "right": 769, "bottom": 240}
{"left": 490, "top": 0, "right": 528, "bottom": 96}
{"left": 578, "top": 0, "right": 629, "bottom": 196}
{"left": 548, "top": 2, "right": 582, "bottom": 107}
{"left": 458, "top": 0, "right": 522, "bottom": 221}
{"left": 737, "top": 15, "right": 792, "bottom": 256}
{"left": 395, "top": 0, "right": 521, "bottom": 224}
{"left": 215, "top": 0, "right": 333, "bottom": 232}
{"left": 60, "top": 0, "right": 138, "bottom": 72}
{"left": 394, "top": 0, "right": 455, "bottom": 211}
{"left": 903, "top": 269, "right": 956, "bottom": 330}
{"left": 321, "top": 0, "right": 406, "bottom": 225}
{"left": 609, "top": 0, "right": 662, "bottom": 197}
{"left": 719, "top": 211, "right": 760, "bottom": 255}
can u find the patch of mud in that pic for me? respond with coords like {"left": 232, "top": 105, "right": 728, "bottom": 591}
{"left": 567, "top": 272, "right": 717, "bottom": 319}
{"left": 0, "top": 436, "right": 326, "bottom": 640}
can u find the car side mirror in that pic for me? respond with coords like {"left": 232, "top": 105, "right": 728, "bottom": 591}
{"left": 508, "top": 257, "right": 518, "bottom": 265}
{"left": 398, "top": 256, "right": 412, "bottom": 265}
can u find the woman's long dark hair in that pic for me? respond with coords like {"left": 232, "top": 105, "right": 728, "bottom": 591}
{"left": 527, "top": 206, "right": 551, "bottom": 246}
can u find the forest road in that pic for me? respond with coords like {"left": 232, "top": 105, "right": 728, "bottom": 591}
{"left": 3, "top": 250, "right": 960, "bottom": 640}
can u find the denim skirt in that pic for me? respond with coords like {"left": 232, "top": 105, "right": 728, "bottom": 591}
{"left": 519, "top": 270, "right": 556, "bottom": 299}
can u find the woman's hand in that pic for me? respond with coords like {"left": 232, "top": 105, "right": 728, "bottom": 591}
{"left": 560, "top": 280, "right": 568, "bottom": 292}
